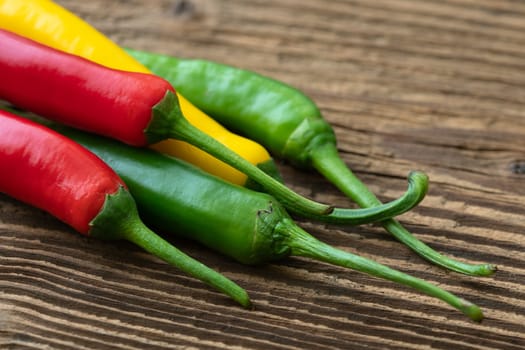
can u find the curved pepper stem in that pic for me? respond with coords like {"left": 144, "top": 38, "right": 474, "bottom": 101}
{"left": 309, "top": 142, "right": 496, "bottom": 277}
{"left": 275, "top": 218, "right": 484, "bottom": 322}
{"left": 89, "top": 186, "right": 252, "bottom": 308}
{"left": 302, "top": 170, "right": 428, "bottom": 224}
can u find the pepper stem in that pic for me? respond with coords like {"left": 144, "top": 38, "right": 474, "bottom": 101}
{"left": 275, "top": 218, "right": 484, "bottom": 321}
{"left": 303, "top": 170, "right": 428, "bottom": 224}
{"left": 309, "top": 142, "right": 496, "bottom": 276}
{"left": 89, "top": 186, "right": 252, "bottom": 308}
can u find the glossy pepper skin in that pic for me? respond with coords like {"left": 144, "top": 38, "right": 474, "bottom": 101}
{"left": 0, "top": 0, "right": 278, "bottom": 186}
{"left": 0, "top": 111, "right": 121, "bottom": 234}
{"left": 0, "top": 29, "right": 172, "bottom": 147}
{"left": 0, "top": 110, "right": 252, "bottom": 307}
{"left": 43, "top": 122, "right": 484, "bottom": 322}
{"left": 128, "top": 48, "right": 497, "bottom": 278}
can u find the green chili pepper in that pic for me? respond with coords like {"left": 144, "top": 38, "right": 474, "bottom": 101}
{"left": 126, "top": 48, "right": 496, "bottom": 277}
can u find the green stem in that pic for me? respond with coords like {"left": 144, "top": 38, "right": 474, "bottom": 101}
{"left": 310, "top": 143, "right": 496, "bottom": 276}
{"left": 125, "top": 222, "right": 252, "bottom": 308}
{"left": 276, "top": 219, "right": 483, "bottom": 322}
{"left": 304, "top": 170, "right": 428, "bottom": 224}
{"left": 89, "top": 186, "right": 252, "bottom": 308}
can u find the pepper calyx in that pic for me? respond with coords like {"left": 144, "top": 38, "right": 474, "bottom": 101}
{"left": 146, "top": 90, "right": 184, "bottom": 145}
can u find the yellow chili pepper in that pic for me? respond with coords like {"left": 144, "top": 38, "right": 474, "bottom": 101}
{"left": 0, "top": 0, "right": 276, "bottom": 186}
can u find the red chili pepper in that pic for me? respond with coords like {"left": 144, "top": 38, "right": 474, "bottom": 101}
{"left": 0, "top": 110, "right": 122, "bottom": 234}
{"left": 0, "top": 110, "right": 251, "bottom": 308}
{"left": 0, "top": 28, "right": 331, "bottom": 217}
{"left": 0, "top": 29, "right": 171, "bottom": 147}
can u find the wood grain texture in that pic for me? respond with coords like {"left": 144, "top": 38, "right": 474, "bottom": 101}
{"left": 1, "top": 0, "right": 524, "bottom": 348}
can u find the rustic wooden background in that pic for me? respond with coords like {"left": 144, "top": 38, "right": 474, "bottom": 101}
{"left": 1, "top": 0, "right": 524, "bottom": 348}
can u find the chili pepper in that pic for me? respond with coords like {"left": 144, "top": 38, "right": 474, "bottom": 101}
{"left": 0, "top": 29, "right": 428, "bottom": 226}
{"left": 34, "top": 119, "right": 484, "bottom": 322}
{"left": 0, "top": 109, "right": 251, "bottom": 308}
{"left": 126, "top": 48, "right": 497, "bottom": 277}
{"left": 0, "top": 0, "right": 278, "bottom": 187}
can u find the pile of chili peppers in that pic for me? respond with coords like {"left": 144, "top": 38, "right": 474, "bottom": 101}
{"left": 0, "top": 0, "right": 496, "bottom": 322}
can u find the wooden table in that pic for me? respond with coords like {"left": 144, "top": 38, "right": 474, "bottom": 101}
{"left": 2, "top": 0, "right": 524, "bottom": 348}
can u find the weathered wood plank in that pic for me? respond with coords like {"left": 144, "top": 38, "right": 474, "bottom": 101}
{"left": 1, "top": 0, "right": 524, "bottom": 348}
